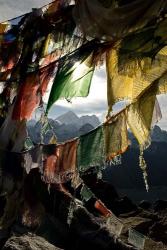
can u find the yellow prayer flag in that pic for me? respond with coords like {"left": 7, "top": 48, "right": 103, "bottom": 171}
{"left": 103, "top": 110, "right": 129, "bottom": 160}
{"left": 127, "top": 85, "right": 158, "bottom": 149}
{"left": 106, "top": 46, "right": 167, "bottom": 112}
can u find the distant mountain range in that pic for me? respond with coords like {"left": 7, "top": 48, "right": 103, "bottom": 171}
{"left": 56, "top": 111, "right": 100, "bottom": 128}
{"left": 151, "top": 125, "right": 167, "bottom": 142}
{"left": 28, "top": 111, "right": 100, "bottom": 143}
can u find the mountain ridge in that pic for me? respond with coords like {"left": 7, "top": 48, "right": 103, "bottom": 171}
{"left": 28, "top": 111, "right": 100, "bottom": 143}
{"left": 55, "top": 111, "right": 100, "bottom": 129}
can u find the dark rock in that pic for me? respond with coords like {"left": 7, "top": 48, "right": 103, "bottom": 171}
{"left": 149, "top": 217, "right": 167, "bottom": 244}
{"left": 139, "top": 200, "right": 152, "bottom": 210}
{"left": 121, "top": 216, "right": 153, "bottom": 237}
{"left": 69, "top": 206, "right": 137, "bottom": 250}
{"left": 2, "top": 235, "right": 63, "bottom": 250}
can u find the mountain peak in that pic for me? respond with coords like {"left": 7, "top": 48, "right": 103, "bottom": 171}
{"left": 56, "top": 111, "right": 79, "bottom": 125}
{"left": 55, "top": 111, "right": 100, "bottom": 128}
{"left": 151, "top": 125, "right": 167, "bottom": 142}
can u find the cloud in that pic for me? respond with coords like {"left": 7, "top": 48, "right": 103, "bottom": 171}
{"left": 48, "top": 99, "right": 108, "bottom": 118}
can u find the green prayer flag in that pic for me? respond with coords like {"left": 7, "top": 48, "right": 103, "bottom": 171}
{"left": 77, "top": 126, "right": 105, "bottom": 172}
{"left": 46, "top": 50, "right": 95, "bottom": 112}
{"left": 24, "top": 137, "right": 34, "bottom": 150}
{"left": 80, "top": 185, "right": 94, "bottom": 202}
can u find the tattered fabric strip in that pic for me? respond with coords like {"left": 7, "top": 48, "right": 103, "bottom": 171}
{"left": 126, "top": 54, "right": 167, "bottom": 150}
{"left": 22, "top": 145, "right": 43, "bottom": 174}
{"left": 127, "top": 85, "right": 157, "bottom": 149}
{"left": 106, "top": 47, "right": 167, "bottom": 150}
{"left": 44, "top": 0, "right": 64, "bottom": 16}
{"left": 12, "top": 62, "right": 57, "bottom": 121}
{"left": 94, "top": 200, "right": 112, "bottom": 217}
{"left": 77, "top": 126, "right": 105, "bottom": 172}
{"left": 106, "top": 46, "right": 167, "bottom": 112}
{"left": 127, "top": 85, "right": 159, "bottom": 191}
{"left": 151, "top": 98, "right": 162, "bottom": 128}
{"left": 43, "top": 139, "right": 79, "bottom": 184}
{"left": 103, "top": 110, "right": 129, "bottom": 161}
{"left": 0, "top": 23, "right": 9, "bottom": 34}
{"left": 46, "top": 42, "right": 96, "bottom": 112}
{"left": 12, "top": 73, "right": 41, "bottom": 121}
{"left": 0, "top": 14, "right": 27, "bottom": 73}
{"left": 73, "top": 0, "right": 165, "bottom": 40}
{"left": 118, "top": 22, "right": 167, "bottom": 63}
{"left": 80, "top": 184, "right": 94, "bottom": 202}
{"left": 39, "top": 113, "right": 58, "bottom": 144}
{"left": 0, "top": 105, "right": 27, "bottom": 152}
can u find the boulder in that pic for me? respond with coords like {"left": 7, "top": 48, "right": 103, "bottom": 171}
{"left": 149, "top": 216, "right": 167, "bottom": 244}
{"left": 2, "top": 235, "right": 63, "bottom": 250}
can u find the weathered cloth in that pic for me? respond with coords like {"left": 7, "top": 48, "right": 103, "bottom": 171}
{"left": 43, "top": 139, "right": 79, "bottom": 184}
{"left": 103, "top": 110, "right": 129, "bottom": 160}
{"left": 12, "top": 73, "right": 40, "bottom": 120}
{"left": 73, "top": 0, "right": 165, "bottom": 40}
{"left": 46, "top": 43, "right": 95, "bottom": 112}
{"left": 22, "top": 145, "right": 43, "bottom": 174}
{"left": 39, "top": 62, "right": 58, "bottom": 96}
{"left": 0, "top": 1, "right": 79, "bottom": 119}
{"left": 77, "top": 126, "right": 105, "bottom": 172}
{"left": 94, "top": 200, "right": 112, "bottom": 217}
{"left": 126, "top": 46, "right": 167, "bottom": 146}
{"left": 127, "top": 85, "right": 158, "bottom": 149}
{"left": 0, "top": 23, "right": 9, "bottom": 34}
{"left": 106, "top": 46, "right": 167, "bottom": 112}
{"left": 41, "top": 33, "right": 60, "bottom": 59}
{"left": 80, "top": 184, "right": 94, "bottom": 202}
{"left": 119, "top": 17, "right": 167, "bottom": 61}
{"left": 45, "top": 0, "right": 63, "bottom": 15}
{"left": 0, "top": 105, "right": 27, "bottom": 152}
{"left": 151, "top": 98, "right": 162, "bottom": 127}
{"left": 12, "top": 62, "right": 56, "bottom": 120}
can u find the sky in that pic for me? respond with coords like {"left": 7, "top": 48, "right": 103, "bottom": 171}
{"left": 0, "top": 0, "right": 167, "bottom": 129}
